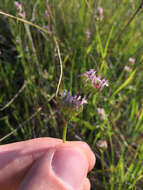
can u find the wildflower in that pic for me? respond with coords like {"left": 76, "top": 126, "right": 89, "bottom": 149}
{"left": 59, "top": 91, "right": 87, "bottom": 143}
{"left": 97, "top": 140, "right": 108, "bottom": 150}
{"left": 59, "top": 91, "right": 87, "bottom": 121}
{"left": 81, "top": 69, "right": 108, "bottom": 92}
{"left": 14, "top": 1, "right": 25, "bottom": 18}
{"left": 14, "top": 1, "right": 23, "bottom": 12}
{"left": 94, "top": 7, "right": 104, "bottom": 21}
{"left": 97, "top": 7, "right": 103, "bottom": 16}
{"left": 128, "top": 57, "right": 135, "bottom": 64}
{"left": 85, "top": 30, "right": 91, "bottom": 39}
{"left": 124, "top": 66, "right": 130, "bottom": 72}
{"left": 97, "top": 108, "right": 106, "bottom": 120}
{"left": 44, "top": 10, "right": 50, "bottom": 19}
{"left": 80, "top": 97, "right": 88, "bottom": 105}
{"left": 61, "top": 91, "right": 87, "bottom": 110}
{"left": 18, "top": 12, "right": 26, "bottom": 18}
{"left": 100, "top": 78, "right": 109, "bottom": 91}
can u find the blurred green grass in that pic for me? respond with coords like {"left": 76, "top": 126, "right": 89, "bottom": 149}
{"left": 0, "top": 0, "right": 143, "bottom": 189}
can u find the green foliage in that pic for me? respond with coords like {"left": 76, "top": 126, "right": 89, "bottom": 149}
{"left": 0, "top": 0, "right": 143, "bottom": 189}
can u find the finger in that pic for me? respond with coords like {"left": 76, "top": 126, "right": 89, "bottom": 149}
{"left": 18, "top": 146, "right": 90, "bottom": 190}
{"left": 0, "top": 138, "right": 95, "bottom": 171}
{"left": 0, "top": 137, "right": 62, "bottom": 151}
{"left": 0, "top": 138, "right": 62, "bottom": 190}
{"left": 0, "top": 138, "right": 95, "bottom": 175}
{"left": 0, "top": 138, "right": 95, "bottom": 190}
{"left": 65, "top": 141, "right": 96, "bottom": 171}
{"left": 82, "top": 178, "right": 91, "bottom": 190}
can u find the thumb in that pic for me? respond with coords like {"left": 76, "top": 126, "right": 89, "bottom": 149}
{"left": 18, "top": 146, "right": 90, "bottom": 190}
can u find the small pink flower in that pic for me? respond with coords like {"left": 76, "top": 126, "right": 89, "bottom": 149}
{"left": 97, "top": 108, "right": 106, "bottom": 120}
{"left": 18, "top": 12, "right": 26, "bottom": 18}
{"left": 94, "top": 7, "right": 104, "bottom": 21}
{"left": 14, "top": 1, "right": 23, "bottom": 12}
{"left": 100, "top": 78, "right": 108, "bottom": 91}
{"left": 85, "top": 30, "right": 91, "bottom": 39}
{"left": 44, "top": 10, "right": 50, "bottom": 19}
{"left": 81, "top": 69, "right": 108, "bottom": 91}
{"left": 80, "top": 97, "right": 88, "bottom": 105}
{"left": 97, "top": 140, "right": 108, "bottom": 149}
{"left": 14, "top": 1, "right": 25, "bottom": 18}
{"left": 92, "top": 76, "right": 101, "bottom": 86}
{"left": 128, "top": 57, "right": 135, "bottom": 64}
{"left": 124, "top": 66, "right": 130, "bottom": 72}
{"left": 97, "top": 7, "right": 103, "bottom": 16}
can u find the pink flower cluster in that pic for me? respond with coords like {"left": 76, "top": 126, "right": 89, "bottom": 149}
{"left": 94, "top": 7, "right": 104, "bottom": 21}
{"left": 97, "top": 108, "right": 106, "bottom": 120}
{"left": 14, "top": 1, "right": 25, "bottom": 18}
{"left": 124, "top": 57, "right": 135, "bottom": 72}
{"left": 85, "top": 30, "right": 91, "bottom": 39}
{"left": 97, "top": 7, "right": 103, "bottom": 16}
{"left": 128, "top": 57, "right": 135, "bottom": 64}
{"left": 124, "top": 66, "right": 130, "bottom": 72}
{"left": 82, "top": 69, "right": 108, "bottom": 91}
{"left": 62, "top": 92, "right": 87, "bottom": 110}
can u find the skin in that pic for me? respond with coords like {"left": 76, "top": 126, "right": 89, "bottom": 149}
{"left": 0, "top": 138, "right": 95, "bottom": 190}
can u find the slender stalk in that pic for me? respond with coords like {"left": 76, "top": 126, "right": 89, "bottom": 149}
{"left": 55, "top": 37, "right": 63, "bottom": 97}
{"left": 110, "top": 1, "right": 143, "bottom": 52}
{"left": 0, "top": 10, "right": 49, "bottom": 34}
{"left": 62, "top": 122, "right": 68, "bottom": 143}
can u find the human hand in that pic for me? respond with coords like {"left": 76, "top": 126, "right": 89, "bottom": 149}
{"left": 0, "top": 138, "right": 95, "bottom": 190}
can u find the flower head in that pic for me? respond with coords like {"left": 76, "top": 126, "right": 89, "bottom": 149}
{"left": 128, "top": 57, "right": 135, "bottom": 64}
{"left": 59, "top": 91, "right": 87, "bottom": 121}
{"left": 44, "top": 10, "right": 50, "bottom": 19}
{"left": 97, "top": 140, "right": 108, "bottom": 150}
{"left": 85, "top": 30, "right": 91, "bottom": 39}
{"left": 61, "top": 91, "right": 87, "bottom": 109}
{"left": 97, "top": 108, "right": 106, "bottom": 120}
{"left": 124, "top": 66, "right": 130, "bottom": 72}
{"left": 94, "top": 7, "right": 104, "bottom": 21}
{"left": 97, "top": 7, "right": 103, "bottom": 16}
{"left": 14, "top": 1, "right": 25, "bottom": 18}
{"left": 80, "top": 97, "right": 88, "bottom": 105}
{"left": 81, "top": 69, "right": 108, "bottom": 93}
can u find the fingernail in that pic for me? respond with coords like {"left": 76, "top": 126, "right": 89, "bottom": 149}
{"left": 52, "top": 147, "right": 87, "bottom": 189}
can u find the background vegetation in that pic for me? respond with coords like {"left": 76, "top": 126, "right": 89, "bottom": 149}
{"left": 0, "top": 0, "right": 143, "bottom": 189}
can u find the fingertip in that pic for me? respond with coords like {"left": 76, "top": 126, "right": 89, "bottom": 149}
{"left": 66, "top": 141, "right": 96, "bottom": 171}
{"left": 82, "top": 178, "right": 91, "bottom": 190}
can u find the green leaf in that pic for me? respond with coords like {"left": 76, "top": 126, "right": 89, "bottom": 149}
{"left": 113, "top": 69, "right": 136, "bottom": 96}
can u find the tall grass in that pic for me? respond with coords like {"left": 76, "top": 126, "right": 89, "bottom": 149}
{"left": 0, "top": 0, "right": 143, "bottom": 189}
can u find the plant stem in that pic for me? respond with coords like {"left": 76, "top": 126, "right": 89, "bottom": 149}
{"left": 110, "top": 1, "right": 143, "bottom": 52}
{"left": 62, "top": 122, "right": 68, "bottom": 143}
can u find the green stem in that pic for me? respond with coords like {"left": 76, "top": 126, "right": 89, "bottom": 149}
{"left": 110, "top": 2, "right": 143, "bottom": 52}
{"left": 62, "top": 122, "right": 68, "bottom": 143}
